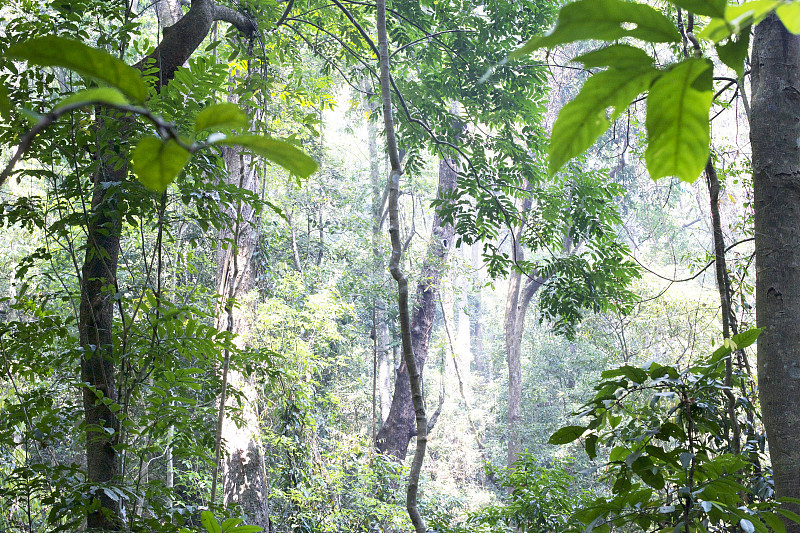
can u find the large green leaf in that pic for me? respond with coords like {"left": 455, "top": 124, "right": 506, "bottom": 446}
{"left": 201, "top": 511, "right": 222, "bottom": 533}
{"left": 699, "top": 1, "right": 781, "bottom": 42}
{"left": 194, "top": 103, "right": 250, "bottom": 133}
{"left": 549, "top": 425, "right": 586, "bottom": 445}
{"left": 217, "top": 135, "right": 318, "bottom": 179}
{"left": 5, "top": 36, "right": 146, "bottom": 102}
{"left": 665, "top": 0, "right": 726, "bottom": 18}
{"left": 549, "top": 66, "right": 658, "bottom": 175}
{"left": 715, "top": 28, "right": 751, "bottom": 77}
{"left": 645, "top": 58, "right": 713, "bottom": 183}
{"left": 132, "top": 136, "right": 191, "bottom": 192}
{"left": 777, "top": 2, "right": 800, "bottom": 34}
{"left": 54, "top": 87, "right": 130, "bottom": 110}
{"left": 513, "top": 0, "right": 680, "bottom": 57}
{"left": 575, "top": 44, "right": 655, "bottom": 70}
{"left": 0, "top": 84, "right": 10, "bottom": 120}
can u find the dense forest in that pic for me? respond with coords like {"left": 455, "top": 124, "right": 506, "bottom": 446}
{"left": 2, "top": 0, "right": 800, "bottom": 531}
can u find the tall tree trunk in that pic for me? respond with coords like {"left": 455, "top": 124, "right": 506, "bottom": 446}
{"left": 212, "top": 132, "right": 270, "bottom": 528}
{"left": 77, "top": 4, "right": 255, "bottom": 528}
{"left": 366, "top": 83, "right": 392, "bottom": 424}
{"left": 375, "top": 155, "right": 456, "bottom": 458}
{"left": 470, "top": 243, "right": 488, "bottom": 378}
{"left": 504, "top": 194, "right": 545, "bottom": 468}
{"left": 751, "top": 13, "right": 800, "bottom": 530}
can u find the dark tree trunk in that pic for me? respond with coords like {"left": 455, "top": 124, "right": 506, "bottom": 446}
{"left": 77, "top": 4, "right": 255, "bottom": 528}
{"left": 375, "top": 157, "right": 456, "bottom": 459}
{"left": 751, "top": 13, "right": 800, "bottom": 531}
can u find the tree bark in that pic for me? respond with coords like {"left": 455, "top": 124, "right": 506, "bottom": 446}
{"left": 374, "top": 156, "right": 457, "bottom": 459}
{"left": 78, "top": 3, "right": 255, "bottom": 528}
{"left": 751, "top": 13, "right": 800, "bottom": 531}
{"left": 504, "top": 193, "right": 545, "bottom": 468}
{"left": 213, "top": 146, "right": 271, "bottom": 530}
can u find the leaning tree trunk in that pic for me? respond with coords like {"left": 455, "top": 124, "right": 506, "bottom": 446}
{"left": 751, "top": 13, "right": 800, "bottom": 531}
{"left": 210, "top": 142, "right": 271, "bottom": 530}
{"left": 78, "top": 4, "right": 255, "bottom": 528}
{"left": 375, "top": 155, "right": 457, "bottom": 459}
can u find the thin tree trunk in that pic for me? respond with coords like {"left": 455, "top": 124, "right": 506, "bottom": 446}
{"left": 751, "top": 14, "right": 800, "bottom": 531}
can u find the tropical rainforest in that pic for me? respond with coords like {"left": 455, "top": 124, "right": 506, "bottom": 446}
{"left": 1, "top": 0, "right": 800, "bottom": 532}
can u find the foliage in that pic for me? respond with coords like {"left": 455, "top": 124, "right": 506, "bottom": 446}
{"left": 515, "top": 0, "right": 800, "bottom": 184}
{"left": 545, "top": 328, "right": 800, "bottom": 532}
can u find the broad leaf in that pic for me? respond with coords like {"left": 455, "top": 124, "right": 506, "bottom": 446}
{"left": 761, "top": 512, "right": 786, "bottom": 533}
{"left": 513, "top": 0, "right": 680, "bottom": 57}
{"left": 5, "top": 36, "right": 146, "bottom": 102}
{"left": 550, "top": 66, "right": 658, "bottom": 175}
{"left": 229, "top": 527, "right": 263, "bottom": 533}
{"left": 194, "top": 103, "right": 250, "bottom": 133}
{"left": 575, "top": 44, "right": 655, "bottom": 70}
{"left": 201, "top": 511, "right": 222, "bottom": 533}
{"left": 217, "top": 135, "right": 318, "bottom": 179}
{"left": 0, "top": 84, "right": 10, "bottom": 120}
{"left": 549, "top": 425, "right": 586, "bottom": 444}
{"left": 666, "top": 0, "right": 726, "bottom": 18}
{"left": 132, "top": 136, "right": 191, "bottom": 192}
{"left": 645, "top": 58, "right": 713, "bottom": 183}
{"left": 54, "top": 87, "right": 130, "bottom": 110}
{"left": 699, "top": 1, "right": 781, "bottom": 43}
{"left": 715, "top": 28, "right": 751, "bottom": 77}
{"left": 777, "top": 2, "right": 800, "bottom": 34}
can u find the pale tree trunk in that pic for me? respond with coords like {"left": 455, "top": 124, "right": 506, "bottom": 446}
{"left": 374, "top": 155, "right": 457, "bottom": 459}
{"left": 504, "top": 194, "right": 544, "bottom": 468}
{"left": 366, "top": 83, "right": 392, "bottom": 425}
{"left": 470, "top": 243, "right": 488, "bottom": 378}
{"left": 751, "top": 14, "right": 800, "bottom": 531}
{"left": 454, "top": 246, "right": 472, "bottom": 385}
{"left": 211, "top": 142, "right": 270, "bottom": 530}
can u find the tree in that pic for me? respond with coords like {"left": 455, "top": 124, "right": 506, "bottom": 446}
{"left": 515, "top": 0, "right": 800, "bottom": 529}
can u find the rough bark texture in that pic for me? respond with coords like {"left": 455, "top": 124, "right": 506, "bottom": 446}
{"left": 212, "top": 128, "right": 270, "bottom": 529}
{"left": 375, "top": 157, "right": 456, "bottom": 459}
{"left": 504, "top": 194, "right": 544, "bottom": 468}
{"left": 78, "top": 3, "right": 256, "bottom": 528}
{"left": 751, "top": 14, "right": 800, "bottom": 530}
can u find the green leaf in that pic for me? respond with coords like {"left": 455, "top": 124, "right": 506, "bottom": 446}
{"left": 585, "top": 433, "right": 598, "bottom": 459}
{"left": 777, "top": 508, "right": 800, "bottom": 525}
{"left": 512, "top": 0, "right": 680, "bottom": 57}
{"left": 741, "top": 519, "right": 757, "bottom": 533}
{"left": 549, "top": 66, "right": 658, "bottom": 175}
{"left": 549, "top": 425, "right": 586, "bottom": 444}
{"left": 601, "top": 364, "right": 649, "bottom": 384}
{"left": 217, "top": 135, "right": 318, "bottom": 179}
{"left": 645, "top": 58, "right": 713, "bottom": 183}
{"left": 54, "top": 87, "right": 130, "bottom": 110}
{"left": 201, "top": 511, "right": 222, "bottom": 533}
{"left": 666, "top": 0, "right": 727, "bottom": 18}
{"left": 132, "top": 136, "right": 191, "bottom": 192}
{"left": 0, "top": 84, "right": 10, "bottom": 121}
{"left": 761, "top": 511, "right": 787, "bottom": 533}
{"left": 715, "top": 28, "right": 751, "bottom": 77}
{"left": 229, "top": 527, "right": 263, "bottom": 533}
{"left": 221, "top": 518, "right": 243, "bottom": 532}
{"left": 699, "top": 1, "right": 781, "bottom": 43}
{"left": 194, "top": 103, "right": 250, "bottom": 133}
{"left": 5, "top": 36, "right": 146, "bottom": 103}
{"left": 777, "top": 2, "right": 800, "bottom": 34}
{"left": 574, "top": 44, "right": 655, "bottom": 70}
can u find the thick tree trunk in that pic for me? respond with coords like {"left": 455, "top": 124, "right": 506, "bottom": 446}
{"left": 375, "top": 157, "right": 457, "bottom": 459}
{"left": 751, "top": 14, "right": 800, "bottom": 530}
{"left": 77, "top": 4, "right": 255, "bottom": 528}
{"left": 213, "top": 143, "right": 270, "bottom": 530}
